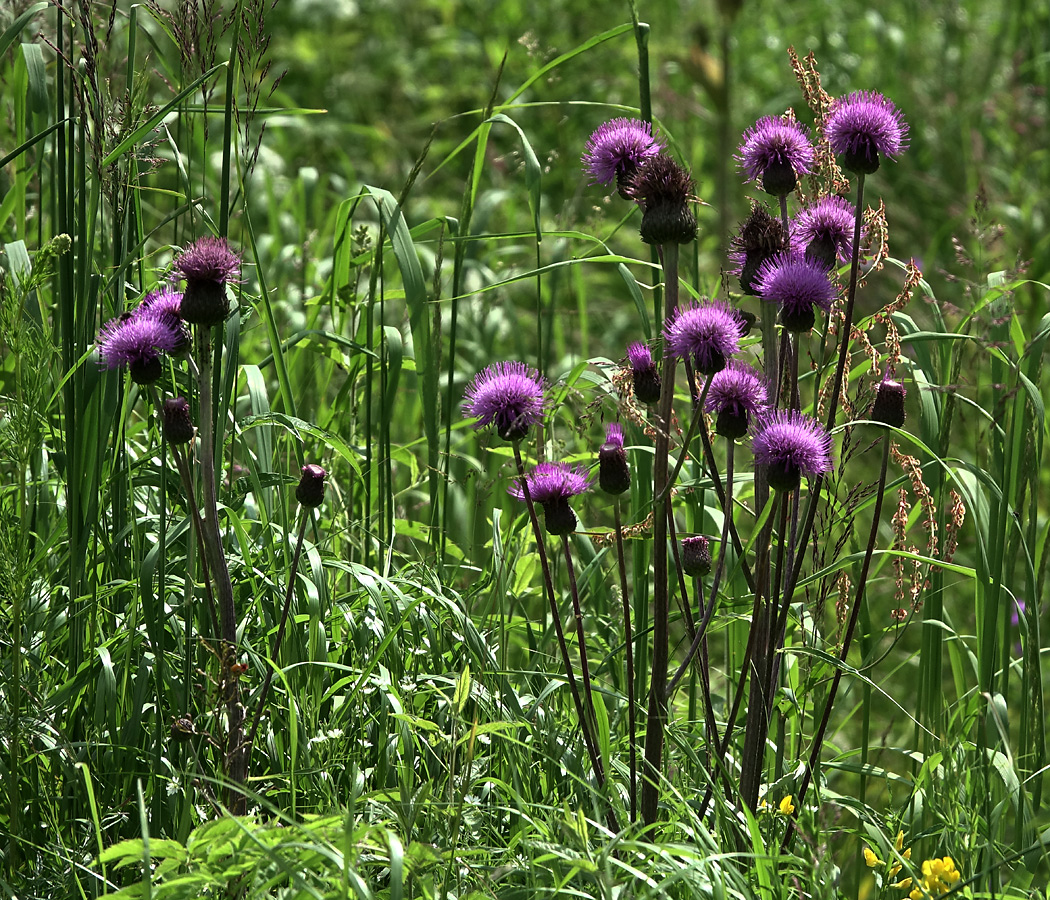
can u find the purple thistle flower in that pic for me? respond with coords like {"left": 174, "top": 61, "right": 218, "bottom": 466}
{"left": 138, "top": 287, "right": 190, "bottom": 355}
{"left": 598, "top": 422, "right": 630, "bottom": 495}
{"left": 508, "top": 461, "right": 593, "bottom": 535}
{"left": 751, "top": 410, "right": 833, "bottom": 492}
{"left": 582, "top": 118, "right": 664, "bottom": 197}
{"left": 754, "top": 251, "right": 837, "bottom": 333}
{"left": 791, "top": 195, "right": 862, "bottom": 268}
{"left": 736, "top": 115, "right": 815, "bottom": 197}
{"left": 706, "top": 361, "right": 770, "bottom": 440}
{"left": 665, "top": 299, "right": 743, "bottom": 375}
{"left": 97, "top": 313, "right": 182, "bottom": 385}
{"left": 627, "top": 341, "right": 661, "bottom": 404}
{"left": 826, "top": 90, "right": 909, "bottom": 175}
{"left": 463, "top": 361, "right": 548, "bottom": 441}
{"left": 173, "top": 236, "right": 242, "bottom": 326}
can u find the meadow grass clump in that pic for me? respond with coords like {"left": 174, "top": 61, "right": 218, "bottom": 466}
{"left": 0, "top": 3, "right": 1047, "bottom": 898}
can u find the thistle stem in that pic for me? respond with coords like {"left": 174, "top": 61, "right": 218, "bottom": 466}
{"left": 641, "top": 242, "right": 680, "bottom": 825}
{"left": 561, "top": 534, "right": 600, "bottom": 753}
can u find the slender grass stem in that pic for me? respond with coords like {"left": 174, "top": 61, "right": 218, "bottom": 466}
{"left": 245, "top": 509, "right": 310, "bottom": 762}
{"left": 612, "top": 499, "right": 637, "bottom": 822}
{"left": 560, "top": 535, "right": 600, "bottom": 750}
{"left": 784, "top": 432, "right": 890, "bottom": 848}
{"left": 511, "top": 443, "right": 608, "bottom": 802}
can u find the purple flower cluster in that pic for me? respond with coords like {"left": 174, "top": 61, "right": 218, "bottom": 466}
{"left": 737, "top": 115, "right": 815, "bottom": 196}
{"left": 174, "top": 236, "right": 242, "bottom": 326}
{"left": 508, "top": 461, "right": 593, "bottom": 535}
{"left": 97, "top": 289, "right": 188, "bottom": 385}
{"left": 752, "top": 410, "right": 833, "bottom": 491}
{"left": 665, "top": 300, "right": 744, "bottom": 375}
{"left": 826, "top": 91, "right": 909, "bottom": 175}
{"left": 754, "top": 252, "right": 837, "bottom": 333}
{"left": 463, "top": 361, "right": 548, "bottom": 441}
{"left": 583, "top": 118, "right": 664, "bottom": 195}
{"left": 791, "top": 196, "right": 861, "bottom": 268}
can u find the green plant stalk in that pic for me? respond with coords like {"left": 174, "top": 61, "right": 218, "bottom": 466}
{"left": 641, "top": 242, "right": 679, "bottom": 826}
{"left": 785, "top": 431, "right": 890, "bottom": 847}
{"left": 246, "top": 509, "right": 310, "bottom": 761}
{"left": 612, "top": 499, "right": 637, "bottom": 822}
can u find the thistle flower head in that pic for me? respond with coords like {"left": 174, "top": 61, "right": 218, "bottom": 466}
{"left": 463, "top": 361, "right": 548, "bottom": 441}
{"left": 296, "top": 463, "right": 327, "bottom": 508}
{"left": 138, "top": 287, "right": 190, "bottom": 354}
{"left": 705, "top": 361, "right": 770, "bottom": 439}
{"left": 869, "top": 373, "right": 907, "bottom": 428}
{"left": 161, "top": 397, "right": 195, "bottom": 444}
{"left": 736, "top": 115, "right": 815, "bottom": 196}
{"left": 826, "top": 90, "right": 909, "bottom": 175}
{"left": 508, "top": 461, "right": 593, "bottom": 535}
{"left": 729, "top": 202, "right": 788, "bottom": 295}
{"left": 626, "top": 155, "right": 698, "bottom": 245}
{"left": 751, "top": 410, "right": 833, "bottom": 491}
{"left": 598, "top": 422, "right": 630, "bottom": 495}
{"left": 627, "top": 341, "right": 661, "bottom": 404}
{"left": 791, "top": 195, "right": 862, "bottom": 268}
{"left": 97, "top": 313, "right": 182, "bottom": 384}
{"left": 754, "top": 251, "right": 836, "bottom": 333}
{"left": 681, "top": 535, "right": 712, "bottom": 578}
{"left": 582, "top": 118, "right": 664, "bottom": 197}
{"left": 173, "top": 237, "right": 242, "bottom": 326}
{"left": 665, "top": 299, "right": 743, "bottom": 375}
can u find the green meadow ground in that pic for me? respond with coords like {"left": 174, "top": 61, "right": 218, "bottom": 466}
{"left": 1, "top": 0, "right": 1048, "bottom": 897}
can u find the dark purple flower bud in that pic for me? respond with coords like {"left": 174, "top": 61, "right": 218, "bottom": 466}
{"left": 754, "top": 252, "right": 837, "bottom": 334}
{"left": 162, "top": 397, "right": 195, "bottom": 444}
{"left": 665, "top": 299, "right": 743, "bottom": 376}
{"left": 97, "top": 313, "right": 182, "bottom": 385}
{"left": 598, "top": 423, "right": 631, "bottom": 495}
{"left": 296, "top": 464, "right": 327, "bottom": 508}
{"left": 173, "top": 237, "right": 242, "bottom": 326}
{"left": 869, "top": 375, "right": 906, "bottom": 428}
{"left": 626, "top": 155, "right": 698, "bottom": 245}
{"left": 681, "top": 535, "right": 712, "bottom": 578}
{"left": 737, "top": 115, "right": 815, "bottom": 197}
{"left": 706, "top": 361, "right": 770, "bottom": 440}
{"left": 729, "top": 203, "right": 788, "bottom": 296}
{"left": 826, "top": 90, "right": 909, "bottom": 175}
{"left": 583, "top": 117, "right": 664, "bottom": 199}
{"left": 508, "top": 461, "right": 593, "bottom": 536}
{"left": 464, "top": 361, "right": 548, "bottom": 442}
{"left": 752, "top": 410, "right": 834, "bottom": 492}
{"left": 627, "top": 342, "right": 661, "bottom": 404}
{"left": 791, "top": 196, "right": 862, "bottom": 269}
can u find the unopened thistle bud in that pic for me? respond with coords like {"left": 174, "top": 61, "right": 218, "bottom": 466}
{"left": 682, "top": 535, "right": 712, "bottom": 578}
{"left": 598, "top": 423, "right": 631, "bottom": 495}
{"left": 296, "top": 464, "right": 327, "bottom": 508}
{"left": 627, "top": 342, "right": 661, "bottom": 404}
{"left": 730, "top": 203, "right": 787, "bottom": 296}
{"left": 627, "top": 155, "right": 698, "bottom": 245}
{"left": 870, "top": 375, "right": 906, "bottom": 428}
{"left": 162, "top": 397, "right": 195, "bottom": 444}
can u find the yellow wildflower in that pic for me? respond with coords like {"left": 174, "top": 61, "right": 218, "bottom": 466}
{"left": 779, "top": 795, "right": 796, "bottom": 816}
{"left": 891, "top": 878, "right": 913, "bottom": 891}
{"left": 920, "top": 857, "right": 961, "bottom": 895}
{"left": 864, "top": 846, "right": 884, "bottom": 868}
